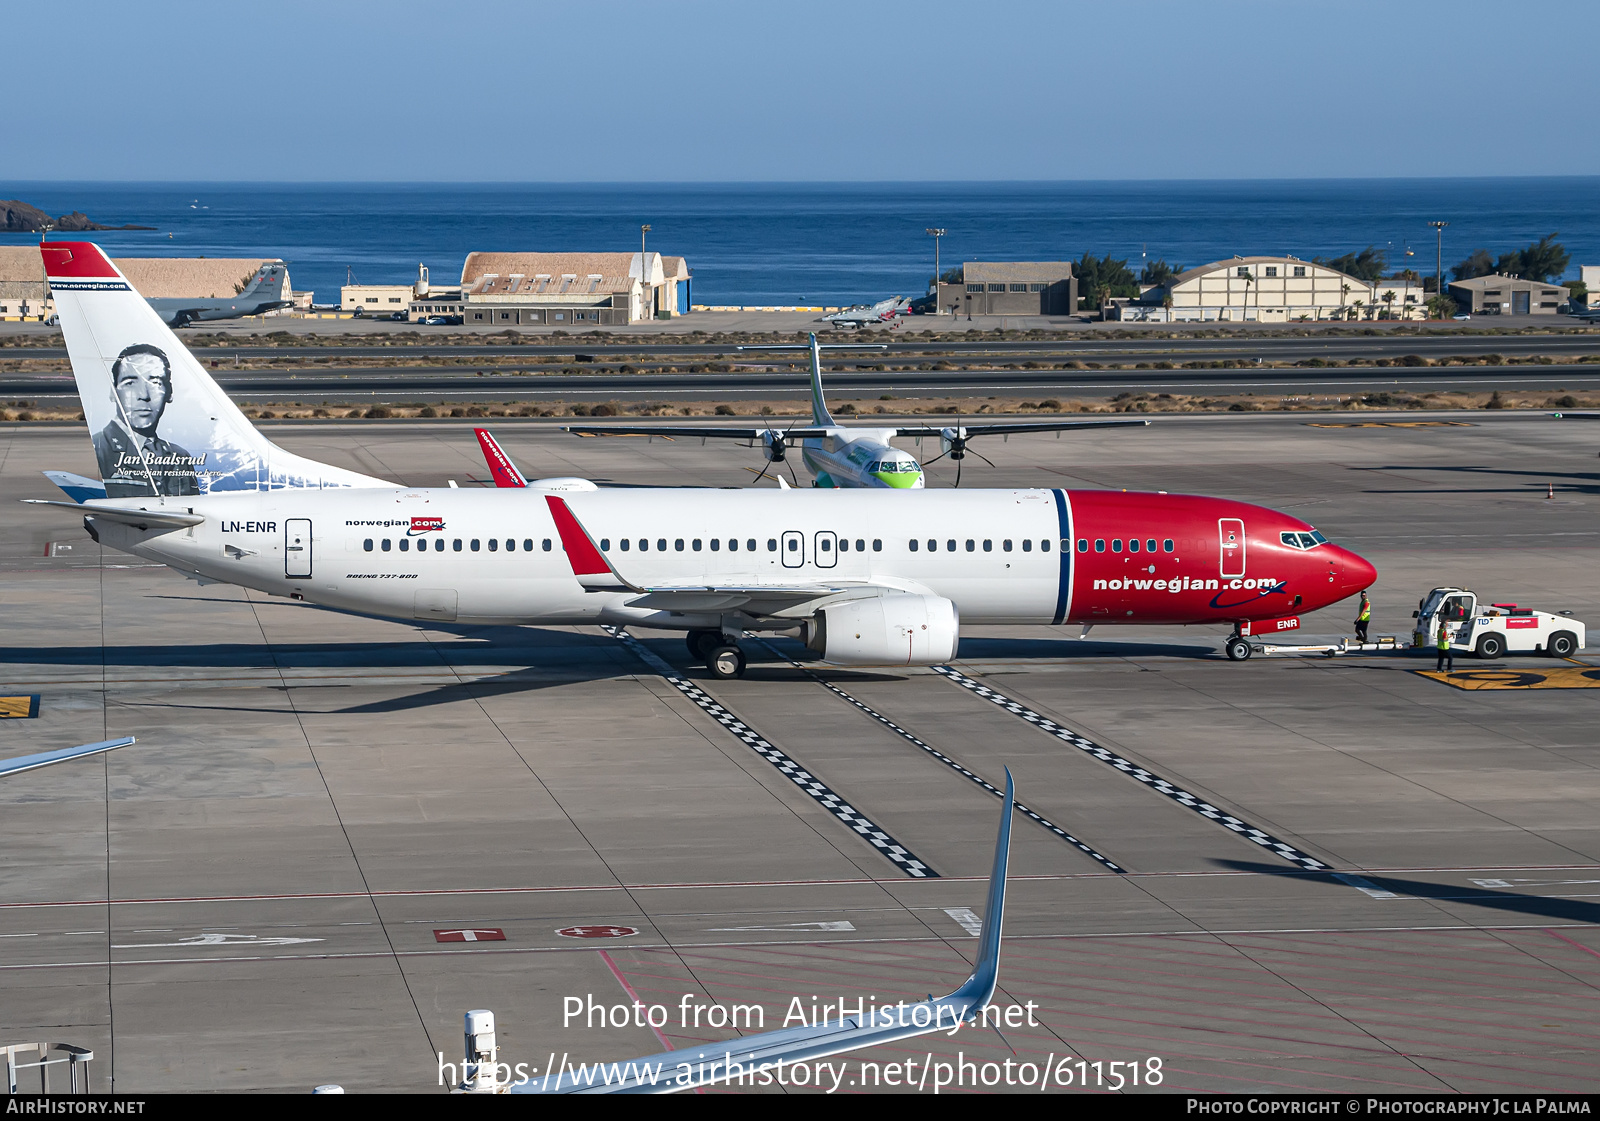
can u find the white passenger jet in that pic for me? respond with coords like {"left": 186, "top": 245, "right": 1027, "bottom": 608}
{"left": 565, "top": 334, "right": 1149, "bottom": 488}
{"left": 29, "top": 241, "right": 1374, "bottom": 677}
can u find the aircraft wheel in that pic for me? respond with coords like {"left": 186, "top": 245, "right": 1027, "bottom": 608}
{"left": 1224, "top": 637, "right": 1252, "bottom": 661}
{"left": 1475, "top": 633, "right": 1504, "bottom": 659}
{"left": 1548, "top": 631, "right": 1577, "bottom": 658}
{"left": 706, "top": 644, "right": 747, "bottom": 679}
{"left": 686, "top": 629, "right": 720, "bottom": 660}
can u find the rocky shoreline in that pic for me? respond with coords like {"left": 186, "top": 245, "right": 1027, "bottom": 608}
{"left": 1, "top": 199, "right": 154, "bottom": 232}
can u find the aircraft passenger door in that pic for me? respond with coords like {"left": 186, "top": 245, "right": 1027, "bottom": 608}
{"left": 781, "top": 530, "right": 805, "bottom": 568}
{"left": 1218, "top": 518, "right": 1245, "bottom": 579}
{"left": 286, "top": 518, "right": 313, "bottom": 579}
{"left": 814, "top": 530, "right": 837, "bottom": 569}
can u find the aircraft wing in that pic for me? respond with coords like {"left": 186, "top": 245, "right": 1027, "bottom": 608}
{"left": 474, "top": 428, "right": 528, "bottom": 487}
{"left": 565, "top": 425, "right": 834, "bottom": 442}
{"left": 1, "top": 737, "right": 135, "bottom": 779}
{"left": 22, "top": 499, "right": 205, "bottom": 529}
{"left": 544, "top": 494, "right": 874, "bottom": 611}
{"left": 894, "top": 418, "right": 1151, "bottom": 438}
{"left": 513, "top": 769, "right": 1014, "bottom": 1094}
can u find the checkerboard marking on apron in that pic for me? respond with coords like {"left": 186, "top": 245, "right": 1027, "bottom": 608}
{"left": 754, "top": 640, "right": 1123, "bottom": 872}
{"left": 605, "top": 627, "right": 936, "bottom": 879}
{"left": 932, "top": 666, "right": 1329, "bottom": 872}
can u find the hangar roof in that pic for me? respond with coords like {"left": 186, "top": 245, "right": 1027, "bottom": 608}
{"left": 961, "top": 261, "right": 1073, "bottom": 284}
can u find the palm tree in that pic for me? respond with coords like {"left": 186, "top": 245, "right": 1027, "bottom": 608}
{"left": 1381, "top": 291, "right": 1396, "bottom": 320}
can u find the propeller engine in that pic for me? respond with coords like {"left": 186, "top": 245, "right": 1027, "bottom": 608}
{"left": 760, "top": 430, "right": 788, "bottom": 463}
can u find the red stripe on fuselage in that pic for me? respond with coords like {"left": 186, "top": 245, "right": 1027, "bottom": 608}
{"left": 1065, "top": 490, "right": 1372, "bottom": 624}
{"left": 39, "top": 241, "right": 121, "bottom": 279}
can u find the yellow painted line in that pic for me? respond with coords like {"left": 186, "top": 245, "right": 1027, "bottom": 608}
{"left": 1416, "top": 667, "right": 1600, "bottom": 690}
{"left": 0, "top": 695, "right": 40, "bottom": 718}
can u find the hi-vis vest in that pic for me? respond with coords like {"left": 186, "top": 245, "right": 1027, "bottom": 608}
{"left": 1437, "top": 626, "right": 1451, "bottom": 649}
{"left": 1358, "top": 602, "right": 1371, "bottom": 622}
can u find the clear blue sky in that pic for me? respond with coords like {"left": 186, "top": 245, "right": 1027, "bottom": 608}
{"left": 9, "top": 1, "right": 1597, "bottom": 182}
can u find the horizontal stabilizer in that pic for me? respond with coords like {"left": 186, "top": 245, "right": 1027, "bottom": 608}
{"left": 42, "top": 470, "right": 107, "bottom": 503}
{"left": 1, "top": 737, "right": 135, "bottom": 779}
{"left": 565, "top": 425, "right": 833, "bottom": 442}
{"left": 23, "top": 498, "right": 204, "bottom": 529}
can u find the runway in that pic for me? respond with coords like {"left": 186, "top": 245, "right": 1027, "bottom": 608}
{"left": 4, "top": 363, "right": 1600, "bottom": 404}
{"left": 2, "top": 414, "right": 1599, "bottom": 1092}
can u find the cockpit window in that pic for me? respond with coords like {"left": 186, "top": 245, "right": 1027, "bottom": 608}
{"left": 1281, "top": 530, "right": 1330, "bottom": 550}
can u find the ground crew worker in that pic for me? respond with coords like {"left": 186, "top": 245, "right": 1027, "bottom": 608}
{"left": 1355, "top": 591, "right": 1371, "bottom": 643}
{"left": 1435, "top": 620, "right": 1454, "bottom": 673}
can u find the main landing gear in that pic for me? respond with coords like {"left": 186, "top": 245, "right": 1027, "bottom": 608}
{"left": 686, "top": 629, "right": 748, "bottom": 679}
{"left": 1224, "top": 632, "right": 1253, "bottom": 661}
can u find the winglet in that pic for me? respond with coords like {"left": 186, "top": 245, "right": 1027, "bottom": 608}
{"left": 475, "top": 429, "right": 528, "bottom": 488}
{"left": 544, "top": 495, "right": 635, "bottom": 591}
{"left": 947, "top": 766, "right": 1012, "bottom": 1011}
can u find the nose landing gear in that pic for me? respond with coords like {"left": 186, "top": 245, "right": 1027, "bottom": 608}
{"left": 1224, "top": 633, "right": 1252, "bottom": 661}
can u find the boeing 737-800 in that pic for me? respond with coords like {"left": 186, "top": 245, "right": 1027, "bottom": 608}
{"left": 29, "top": 241, "right": 1375, "bottom": 677}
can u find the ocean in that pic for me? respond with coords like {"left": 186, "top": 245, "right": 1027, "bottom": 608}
{"left": 2, "top": 180, "right": 1595, "bottom": 307}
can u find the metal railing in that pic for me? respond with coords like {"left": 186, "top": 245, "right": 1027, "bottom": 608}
{"left": 3, "top": 1042, "right": 94, "bottom": 1094}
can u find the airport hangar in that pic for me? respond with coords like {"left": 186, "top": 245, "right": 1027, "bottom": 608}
{"left": 1113, "top": 255, "right": 1423, "bottom": 323}
{"left": 4, "top": 409, "right": 1600, "bottom": 1093}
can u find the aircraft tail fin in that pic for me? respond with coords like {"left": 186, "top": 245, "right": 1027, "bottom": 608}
{"left": 474, "top": 428, "right": 528, "bottom": 487}
{"left": 40, "top": 241, "right": 388, "bottom": 499}
{"left": 808, "top": 332, "right": 834, "bottom": 426}
{"left": 240, "top": 262, "right": 288, "bottom": 300}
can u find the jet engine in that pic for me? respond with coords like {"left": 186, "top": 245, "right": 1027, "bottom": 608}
{"left": 807, "top": 593, "right": 959, "bottom": 666}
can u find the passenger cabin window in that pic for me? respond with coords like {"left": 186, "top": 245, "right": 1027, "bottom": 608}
{"left": 909, "top": 539, "right": 919, "bottom": 551}
{"left": 1112, "top": 539, "right": 1122, "bottom": 552}
{"left": 728, "top": 539, "right": 738, "bottom": 552}
{"left": 675, "top": 539, "right": 684, "bottom": 551}
{"left": 927, "top": 539, "right": 937, "bottom": 552}
{"left": 363, "top": 538, "right": 373, "bottom": 552}
{"left": 524, "top": 539, "right": 533, "bottom": 552}
{"left": 984, "top": 540, "right": 993, "bottom": 551}
{"left": 489, "top": 539, "right": 498, "bottom": 551}
{"left": 543, "top": 539, "right": 552, "bottom": 551}
{"left": 946, "top": 539, "right": 956, "bottom": 552}
{"left": 1146, "top": 539, "right": 1156, "bottom": 553}
{"left": 599, "top": 539, "right": 609, "bottom": 551}
{"left": 472, "top": 539, "right": 480, "bottom": 551}
{"left": 454, "top": 539, "right": 463, "bottom": 552}
{"left": 1023, "top": 539, "right": 1033, "bottom": 552}
{"left": 711, "top": 539, "right": 720, "bottom": 551}
{"left": 747, "top": 539, "right": 756, "bottom": 552}
{"left": 1077, "top": 539, "right": 1087, "bottom": 552}
{"left": 1003, "top": 540, "right": 1013, "bottom": 552}
{"left": 1094, "top": 540, "right": 1104, "bottom": 552}
{"left": 768, "top": 539, "right": 778, "bottom": 551}
{"left": 400, "top": 538, "right": 409, "bottom": 552}
{"left": 1041, "top": 539, "right": 1052, "bottom": 552}
{"left": 873, "top": 539, "right": 882, "bottom": 552}
{"left": 1163, "top": 539, "right": 1174, "bottom": 552}
{"left": 381, "top": 539, "right": 391, "bottom": 552}
{"left": 966, "top": 539, "right": 975, "bottom": 552}
{"left": 819, "top": 538, "right": 831, "bottom": 553}
{"left": 1129, "top": 539, "right": 1140, "bottom": 552}
{"left": 693, "top": 539, "right": 702, "bottom": 551}
{"left": 619, "top": 539, "right": 628, "bottom": 551}
{"left": 505, "top": 539, "right": 515, "bottom": 551}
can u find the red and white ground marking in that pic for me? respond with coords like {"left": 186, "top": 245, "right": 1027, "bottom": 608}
{"left": 556, "top": 925, "right": 638, "bottom": 939}
{"left": 433, "top": 928, "right": 506, "bottom": 943}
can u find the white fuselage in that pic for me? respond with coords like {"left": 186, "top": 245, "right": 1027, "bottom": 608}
{"left": 102, "top": 486, "right": 1067, "bottom": 629}
{"left": 798, "top": 428, "right": 924, "bottom": 488}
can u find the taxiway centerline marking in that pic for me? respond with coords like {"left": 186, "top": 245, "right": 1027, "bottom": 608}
{"left": 754, "top": 639, "right": 1124, "bottom": 871}
{"left": 605, "top": 626, "right": 937, "bottom": 879}
{"left": 933, "top": 665, "right": 1330, "bottom": 872}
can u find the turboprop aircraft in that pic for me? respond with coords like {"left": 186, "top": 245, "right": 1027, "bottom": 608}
{"left": 28, "top": 241, "right": 1375, "bottom": 677}
{"left": 564, "top": 334, "right": 1149, "bottom": 488}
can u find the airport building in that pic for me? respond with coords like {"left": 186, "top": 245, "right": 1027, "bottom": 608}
{"left": 1448, "top": 273, "right": 1569, "bottom": 316}
{"left": 936, "top": 262, "right": 1076, "bottom": 316}
{"left": 0, "top": 246, "right": 50, "bottom": 320}
{"left": 1118, "top": 255, "right": 1375, "bottom": 322}
{"left": 1583, "top": 265, "right": 1599, "bottom": 307}
{"left": 341, "top": 284, "right": 414, "bottom": 314}
{"left": 456, "top": 252, "right": 691, "bottom": 327}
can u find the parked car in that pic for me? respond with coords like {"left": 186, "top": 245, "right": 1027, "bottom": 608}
{"left": 387, "top": 311, "right": 408, "bottom": 321}
{"left": 1452, "top": 313, "right": 1472, "bottom": 321}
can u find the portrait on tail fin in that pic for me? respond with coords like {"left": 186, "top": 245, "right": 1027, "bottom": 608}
{"left": 92, "top": 344, "right": 203, "bottom": 497}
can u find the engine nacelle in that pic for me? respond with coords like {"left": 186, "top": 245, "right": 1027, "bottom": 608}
{"left": 808, "top": 594, "right": 959, "bottom": 666}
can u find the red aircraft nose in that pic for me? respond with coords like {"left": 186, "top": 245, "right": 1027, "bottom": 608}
{"left": 1331, "top": 546, "right": 1377, "bottom": 597}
